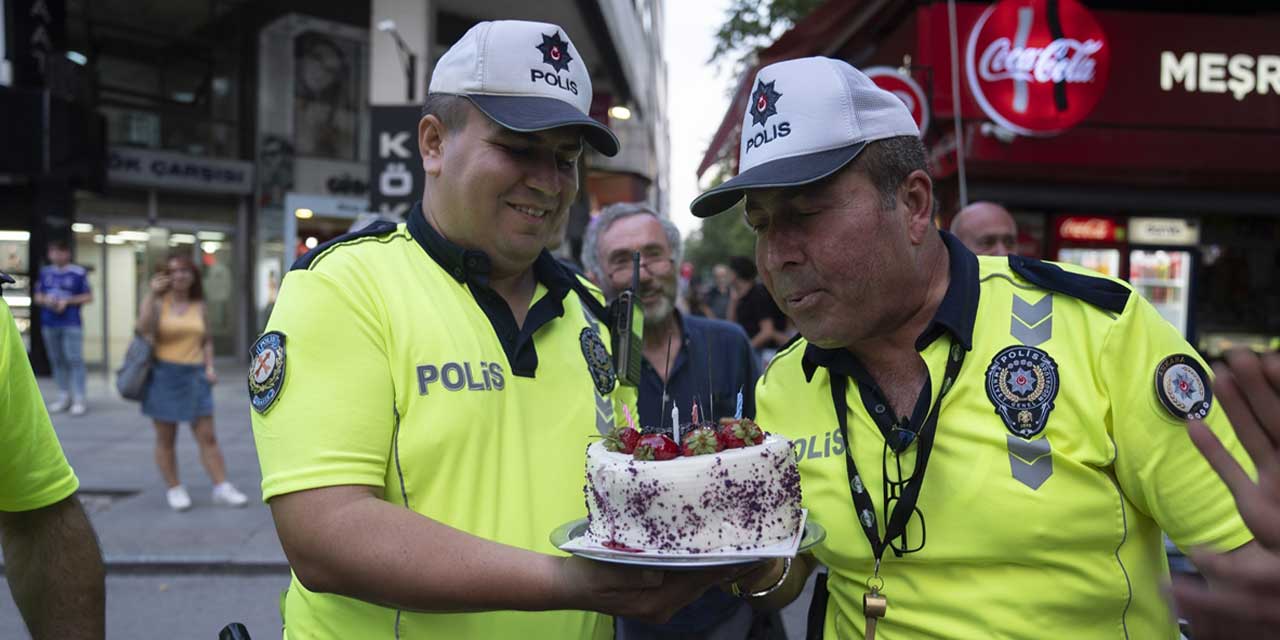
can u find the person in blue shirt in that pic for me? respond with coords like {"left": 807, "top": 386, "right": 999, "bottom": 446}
{"left": 33, "top": 239, "right": 93, "bottom": 416}
{"left": 584, "top": 202, "right": 765, "bottom": 640}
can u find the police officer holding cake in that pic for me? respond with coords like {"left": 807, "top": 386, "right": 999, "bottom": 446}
{"left": 251, "top": 20, "right": 743, "bottom": 639}
{"left": 690, "top": 55, "right": 1268, "bottom": 639}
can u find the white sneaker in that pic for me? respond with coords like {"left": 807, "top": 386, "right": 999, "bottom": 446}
{"left": 48, "top": 395, "right": 70, "bottom": 413}
{"left": 166, "top": 485, "right": 192, "bottom": 511}
{"left": 211, "top": 482, "right": 249, "bottom": 508}
{"left": 69, "top": 401, "right": 87, "bottom": 416}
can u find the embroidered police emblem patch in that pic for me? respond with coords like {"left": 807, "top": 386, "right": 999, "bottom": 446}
{"left": 536, "top": 31, "right": 573, "bottom": 73}
{"left": 1154, "top": 354, "right": 1212, "bottom": 420}
{"left": 248, "top": 331, "right": 286, "bottom": 414}
{"left": 985, "top": 345, "right": 1059, "bottom": 439}
{"left": 579, "top": 327, "right": 616, "bottom": 396}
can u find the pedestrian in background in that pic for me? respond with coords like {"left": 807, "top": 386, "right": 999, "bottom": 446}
{"left": 136, "top": 254, "right": 247, "bottom": 511}
{"left": 33, "top": 238, "right": 92, "bottom": 416}
{"left": 950, "top": 201, "right": 1018, "bottom": 257}
{"left": 1, "top": 272, "right": 105, "bottom": 639}
{"left": 703, "top": 263, "right": 734, "bottom": 320}
{"left": 727, "top": 255, "right": 789, "bottom": 363}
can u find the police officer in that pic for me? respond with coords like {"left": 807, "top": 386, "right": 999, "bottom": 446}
{"left": 690, "top": 56, "right": 1260, "bottom": 639}
{"left": 251, "top": 21, "right": 741, "bottom": 639}
{"left": 0, "top": 272, "right": 105, "bottom": 639}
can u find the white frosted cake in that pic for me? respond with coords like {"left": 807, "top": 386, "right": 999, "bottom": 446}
{"left": 583, "top": 432, "right": 802, "bottom": 553}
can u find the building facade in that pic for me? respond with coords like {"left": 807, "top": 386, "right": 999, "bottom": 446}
{"left": 1, "top": 0, "right": 668, "bottom": 372}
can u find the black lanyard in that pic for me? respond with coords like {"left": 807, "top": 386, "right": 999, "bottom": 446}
{"left": 828, "top": 341, "right": 966, "bottom": 562}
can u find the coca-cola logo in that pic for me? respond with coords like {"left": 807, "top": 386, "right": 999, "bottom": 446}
{"left": 864, "top": 67, "right": 929, "bottom": 136}
{"left": 1058, "top": 217, "right": 1116, "bottom": 241}
{"left": 966, "top": 0, "right": 1110, "bottom": 136}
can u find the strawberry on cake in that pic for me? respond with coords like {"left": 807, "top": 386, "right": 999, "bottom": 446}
{"left": 583, "top": 416, "right": 802, "bottom": 553}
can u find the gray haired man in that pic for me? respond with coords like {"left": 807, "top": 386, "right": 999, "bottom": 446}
{"left": 584, "top": 202, "right": 763, "bottom": 639}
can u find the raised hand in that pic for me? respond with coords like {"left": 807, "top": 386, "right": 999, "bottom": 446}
{"left": 1175, "top": 349, "right": 1280, "bottom": 639}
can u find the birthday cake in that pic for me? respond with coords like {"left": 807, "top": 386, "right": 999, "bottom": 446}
{"left": 583, "top": 417, "right": 803, "bottom": 553}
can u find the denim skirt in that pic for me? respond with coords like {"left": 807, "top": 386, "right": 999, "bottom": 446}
{"left": 142, "top": 360, "right": 214, "bottom": 423}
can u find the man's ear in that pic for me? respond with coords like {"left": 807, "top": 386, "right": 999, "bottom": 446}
{"left": 419, "top": 115, "right": 446, "bottom": 177}
{"left": 901, "top": 169, "right": 935, "bottom": 245}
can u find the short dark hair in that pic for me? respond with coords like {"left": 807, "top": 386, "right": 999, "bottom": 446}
{"left": 728, "top": 255, "right": 757, "bottom": 281}
{"left": 48, "top": 238, "right": 70, "bottom": 252}
{"left": 852, "top": 135, "right": 930, "bottom": 211}
{"left": 420, "top": 93, "right": 472, "bottom": 134}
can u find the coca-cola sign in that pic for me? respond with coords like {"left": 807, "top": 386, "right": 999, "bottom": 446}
{"left": 1057, "top": 216, "right": 1120, "bottom": 242}
{"left": 864, "top": 66, "right": 930, "bottom": 136}
{"left": 965, "top": 0, "right": 1110, "bottom": 136}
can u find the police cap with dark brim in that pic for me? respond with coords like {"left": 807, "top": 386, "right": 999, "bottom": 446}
{"left": 690, "top": 56, "right": 921, "bottom": 218}
{"left": 428, "top": 20, "right": 620, "bottom": 158}
{"left": 689, "top": 141, "right": 867, "bottom": 218}
{"left": 467, "top": 94, "right": 619, "bottom": 157}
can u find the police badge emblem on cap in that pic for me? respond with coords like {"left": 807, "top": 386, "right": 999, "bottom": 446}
{"left": 1154, "top": 354, "right": 1212, "bottom": 420}
{"left": 249, "top": 331, "right": 286, "bottom": 414}
{"left": 985, "top": 345, "right": 1060, "bottom": 439}
{"left": 579, "top": 327, "right": 616, "bottom": 396}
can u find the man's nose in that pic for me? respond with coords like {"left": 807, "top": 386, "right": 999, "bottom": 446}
{"left": 525, "top": 155, "right": 561, "bottom": 196}
{"left": 760, "top": 227, "right": 804, "bottom": 273}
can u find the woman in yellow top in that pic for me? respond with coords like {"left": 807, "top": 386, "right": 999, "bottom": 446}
{"left": 136, "top": 254, "right": 248, "bottom": 511}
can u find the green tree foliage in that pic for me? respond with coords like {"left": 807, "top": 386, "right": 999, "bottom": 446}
{"left": 683, "top": 168, "right": 757, "bottom": 272}
{"left": 686, "top": 0, "right": 824, "bottom": 277}
{"left": 709, "top": 0, "right": 826, "bottom": 75}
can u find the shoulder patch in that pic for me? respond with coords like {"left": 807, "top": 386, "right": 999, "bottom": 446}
{"left": 291, "top": 220, "right": 400, "bottom": 271}
{"left": 1008, "top": 255, "right": 1130, "bottom": 315}
{"left": 248, "top": 331, "right": 287, "bottom": 414}
{"left": 1154, "top": 354, "right": 1212, "bottom": 420}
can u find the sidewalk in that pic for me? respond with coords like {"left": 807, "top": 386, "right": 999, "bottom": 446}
{"left": 27, "top": 359, "right": 287, "bottom": 572}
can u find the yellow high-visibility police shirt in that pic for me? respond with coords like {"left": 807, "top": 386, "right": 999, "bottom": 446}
{"left": 757, "top": 232, "right": 1253, "bottom": 639}
{"left": 251, "top": 208, "right": 632, "bottom": 639}
{"left": 0, "top": 293, "right": 79, "bottom": 512}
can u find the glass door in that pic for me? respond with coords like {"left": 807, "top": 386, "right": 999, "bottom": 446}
{"left": 1058, "top": 247, "right": 1121, "bottom": 278}
{"left": 1130, "top": 249, "right": 1191, "bottom": 335}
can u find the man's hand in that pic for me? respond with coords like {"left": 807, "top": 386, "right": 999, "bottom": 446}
{"left": 554, "top": 556, "right": 753, "bottom": 624}
{"left": 1174, "top": 349, "right": 1280, "bottom": 639}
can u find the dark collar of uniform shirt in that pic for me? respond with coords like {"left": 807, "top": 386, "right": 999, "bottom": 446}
{"left": 406, "top": 202, "right": 579, "bottom": 377}
{"left": 801, "top": 229, "right": 979, "bottom": 386}
{"left": 636, "top": 310, "right": 761, "bottom": 430}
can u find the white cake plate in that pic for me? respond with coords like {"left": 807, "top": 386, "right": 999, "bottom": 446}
{"left": 550, "top": 510, "right": 824, "bottom": 569}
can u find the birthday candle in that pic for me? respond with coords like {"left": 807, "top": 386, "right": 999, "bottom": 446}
{"left": 622, "top": 404, "right": 635, "bottom": 430}
{"left": 672, "top": 404, "right": 680, "bottom": 445}
{"left": 734, "top": 387, "right": 744, "bottom": 420}
{"left": 691, "top": 402, "right": 700, "bottom": 426}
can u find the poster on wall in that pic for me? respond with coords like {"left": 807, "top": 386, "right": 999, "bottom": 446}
{"left": 295, "top": 31, "right": 363, "bottom": 160}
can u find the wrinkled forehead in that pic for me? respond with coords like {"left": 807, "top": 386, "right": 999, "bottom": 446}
{"left": 744, "top": 179, "right": 835, "bottom": 215}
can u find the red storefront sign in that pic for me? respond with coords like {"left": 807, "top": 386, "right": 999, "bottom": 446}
{"left": 964, "top": 0, "right": 1110, "bottom": 136}
{"left": 1057, "top": 216, "right": 1122, "bottom": 242}
{"left": 864, "top": 66, "right": 930, "bottom": 136}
